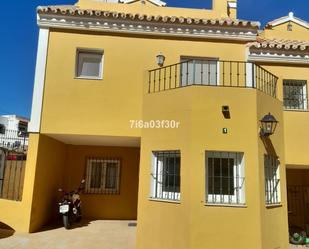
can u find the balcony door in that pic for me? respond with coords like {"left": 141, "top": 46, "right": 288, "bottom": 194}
{"left": 180, "top": 57, "right": 218, "bottom": 86}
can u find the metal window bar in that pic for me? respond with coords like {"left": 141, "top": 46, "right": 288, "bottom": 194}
{"left": 283, "top": 80, "right": 307, "bottom": 110}
{"left": 148, "top": 60, "right": 278, "bottom": 98}
{"left": 85, "top": 157, "right": 121, "bottom": 195}
{"left": 151, "top": 151, "right": 180, "bottom": 201}
{"left": 236, "top": 152, "right": 240, "bottom": 204}
{"left": 264, "top": 154, "right": 280, "bottom": 205}
{"left": 206, "top": 151, "right": 245, "bottom": 205}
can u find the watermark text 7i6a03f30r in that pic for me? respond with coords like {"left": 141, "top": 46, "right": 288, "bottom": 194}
{"left": 130, "top": 120, "right": 180, "bottom": 129}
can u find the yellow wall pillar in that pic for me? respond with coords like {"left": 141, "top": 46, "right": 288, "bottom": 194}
{"left": 0, "top": 134, "right": 40, "bottom": 232}
{"left": 29, "top": 134, "right": 67, "bottom": 232}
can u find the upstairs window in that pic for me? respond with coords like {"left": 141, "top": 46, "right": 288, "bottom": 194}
{"left": 180, "top": 57, "right": 218, "bottom": 86}
{"left": 206, "top": 151, "right": 245, "bottom": 205}
{"left": 283, "top": 80, "right": 307, "bottom": 110}
{"left": 76, "top": 50, "right": 104, "bottom": 79}
{"left": 0, "top": 124, "right": 5, "bottom": 135}
{"left": 151, "top": 151, "right": 181, "bottom": 201}
{"left": 264, "top": 155, "right": 280, "bottom": 205}
{"left": 85, "top": 158, "right": 120, "bottom": 194}
{"left": 18, "top": 121, "right": 28, "bottom": 137}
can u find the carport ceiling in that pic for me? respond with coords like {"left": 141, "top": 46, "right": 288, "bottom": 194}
{"left": 45, "top": 133, "right": 141, "bottom": 147}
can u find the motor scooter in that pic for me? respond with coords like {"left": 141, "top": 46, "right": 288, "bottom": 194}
{"left": 58, "top": 179, "right": 85, "bottom": 229}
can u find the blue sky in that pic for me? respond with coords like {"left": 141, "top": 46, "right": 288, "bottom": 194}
{"left": 0, "top": 0, "right": 308, "bottom": 119}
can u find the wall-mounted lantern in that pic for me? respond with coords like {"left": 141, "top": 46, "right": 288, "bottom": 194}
{"left": 156, "top": 53, "right": 165, "bottom": 67}
{"left": 287, "top": 12, "right": 294, "bottom": 31}
{"left": 287, "top": 21, "right": 293, "bottom": 31}
{"left": 260, "top": 113, "right": 278, "bottom": 137}
{"left": 222, "top": 105, "right": 231, "bottom": 119}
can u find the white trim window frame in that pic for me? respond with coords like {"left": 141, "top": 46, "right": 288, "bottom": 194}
{"left": 76, "top": 50, "right": 104, "bottom": 80}
{"left": 150, "top": 151, "right": 181, "bottom": 201}
{"left": 264, "top": 154, "right": 281, "bottom": 205}
{"left": 85, "top": 158, "right": 120, "bottom": 194}
{"left": 206, "top": 151, "right": 245, "bottom": 205}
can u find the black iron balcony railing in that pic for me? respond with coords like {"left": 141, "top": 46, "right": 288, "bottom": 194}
{"left": 148, "top": 60, "right": 278, "bottom": 98}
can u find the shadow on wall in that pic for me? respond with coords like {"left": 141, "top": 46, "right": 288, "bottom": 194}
{"left": 261, "top": 136, "right": 278, "bottom": 158}
{"left": 0, "top": 222, "right": 15, "bottom": 239}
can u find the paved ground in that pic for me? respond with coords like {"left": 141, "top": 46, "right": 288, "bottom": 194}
{"left": 0, "top": 220, "right": 136, "bottom": 249}
{"left": 0, "top": 223, "right": 303, "bottom": 249}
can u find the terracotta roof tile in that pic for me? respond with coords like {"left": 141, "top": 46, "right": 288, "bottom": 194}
{"left": 37, "top": 5, "right": 260, "bottom": 28}
{"left": 249, "top": 38, "right": 309, "bottom": 52}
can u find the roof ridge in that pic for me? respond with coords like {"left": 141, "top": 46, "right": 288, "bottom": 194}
{"left": 266, "top": 12, "right": 308, "bottom": 29}
{"left": 120, "top": 0, "right": 166, "bottom": 7}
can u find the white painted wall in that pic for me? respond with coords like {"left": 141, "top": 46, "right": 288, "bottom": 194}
{"left": 28, "top": 28, "right": 50, "bottom": 133}
{"left": 0, "top": 115, "right": 29, "bottom": 131}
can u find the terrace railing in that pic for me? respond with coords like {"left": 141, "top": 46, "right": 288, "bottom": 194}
{"left": 148, "top": 60, "right": 278, "bottom": 98}
{"left": 0, "top": 129, "right": 28, "bottom": 152}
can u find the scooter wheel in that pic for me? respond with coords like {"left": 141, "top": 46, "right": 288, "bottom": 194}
{"left": 76, "top": 216, "right": 81, "bottom": 223}
{"left": 63, "top": 215, "right": 70, "bottom": 229}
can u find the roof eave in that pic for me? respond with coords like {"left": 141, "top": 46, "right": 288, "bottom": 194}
{"left": 266, "top": 13, "right": 309, "bottom": 29}
{"left": 36, "top": 6, "right": 259, "bottom": 42}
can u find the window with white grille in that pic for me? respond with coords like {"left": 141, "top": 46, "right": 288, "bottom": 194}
{"left": 85, "top": 158, "right": 120, "bottom": 194}
{"left": 283, "top": 80, "right": 307, "bottom": 110}
{"left": 206, "top": 151, "right": 245, "bottom": 205}
{"left": 264, "top": 155, "right": 280, "bottom": 205}
{"left": 76, "top": 50, "right": 103, "bottom": 79}
{"left": 150, "top": 151, "right": 180, "bottom": 201}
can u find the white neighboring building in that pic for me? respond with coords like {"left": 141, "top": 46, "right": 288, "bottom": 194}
{"left": 0, "top": 115, "right": 29, "bottom": 133}
{"left": 0, "top": 115, "right": 29, "bottom": 151}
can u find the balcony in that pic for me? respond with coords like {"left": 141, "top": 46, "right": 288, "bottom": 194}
{"left": 148, "top": 59, "right": 278, "bottom": 98}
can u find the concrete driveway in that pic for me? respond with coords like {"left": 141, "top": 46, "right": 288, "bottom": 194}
{"left": 0, "top": 220, "right": 136, "bottom": 249}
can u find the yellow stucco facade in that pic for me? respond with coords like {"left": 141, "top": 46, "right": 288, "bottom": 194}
{"left": 0, "top": 1, "right": 308, "bottom": 249}
{"left": 138, "top": 87, "right": 288, "bottom": 249}
{"left": 257, "top": 20, "right": 309, "bottom": 168}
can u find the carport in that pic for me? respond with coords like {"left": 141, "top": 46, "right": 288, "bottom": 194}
{"left": 287, "top": 168, "right": 309, "bottom": 233}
